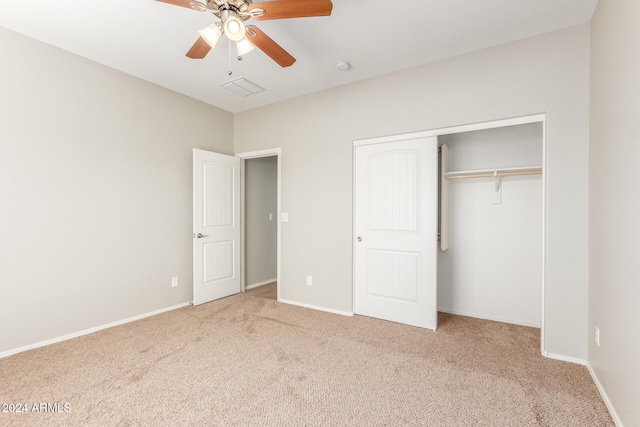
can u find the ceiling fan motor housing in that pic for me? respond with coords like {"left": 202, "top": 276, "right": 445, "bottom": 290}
{"left": 206, "top": 0, "right": 252, "bottom": 19}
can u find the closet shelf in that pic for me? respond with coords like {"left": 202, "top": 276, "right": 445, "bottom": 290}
{"left": 444, "top": 166, "right": 542, "bottom": 180}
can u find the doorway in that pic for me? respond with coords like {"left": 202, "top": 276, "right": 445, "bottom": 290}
{"left": 237, "top": 149, "right": 281, "bottom": 301}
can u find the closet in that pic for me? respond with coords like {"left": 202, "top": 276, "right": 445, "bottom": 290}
{"left": 438, "top": 123, "right": 543, "bottom": 327}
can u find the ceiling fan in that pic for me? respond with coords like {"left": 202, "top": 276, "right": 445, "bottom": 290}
{"left": 157, "top": 0, "right": 334, "bottom": 67}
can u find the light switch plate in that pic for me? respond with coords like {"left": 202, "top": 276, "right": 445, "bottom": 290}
{"left": 281, "top": 213, "right": 289, "bottom": 222}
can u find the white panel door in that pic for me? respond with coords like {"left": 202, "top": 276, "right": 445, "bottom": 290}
{"left": 193, "top": 149, "right": 241, "bottom": 305}
{"left": 354, "top": 137, "right": 438, "bottom": 329}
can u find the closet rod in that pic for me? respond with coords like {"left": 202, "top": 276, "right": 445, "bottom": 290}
{"left": 444, "top": 166, "right": 542, "bottom": 180}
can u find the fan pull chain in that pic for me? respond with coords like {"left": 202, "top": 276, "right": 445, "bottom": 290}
{"left": 228, "top": 39, "right": 232, "bottom": 75}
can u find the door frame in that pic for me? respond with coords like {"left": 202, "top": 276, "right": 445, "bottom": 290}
{"left": 353, "top": 113, "right": 547, "bottom": 354}
{"left": 236, "top": 148, "right": 282, "bottom": 301}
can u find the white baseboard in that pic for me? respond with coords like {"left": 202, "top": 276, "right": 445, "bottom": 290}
{"left": 279, "top": 298, "right": 354, "bottom": 317}
{"left": 541, "top": 351, "right": 586, "bottom": 365}
{"left": 0, "top": 302, "right": 191, "bottom": 359}
{"left": 438, "top": 307, "right": 541, "bottom": 328}
{"left": 586, "top": 362, "right": 624, "bottom": 427}
{"left": 245, "top": 278, "right": 277, "bottom": 290}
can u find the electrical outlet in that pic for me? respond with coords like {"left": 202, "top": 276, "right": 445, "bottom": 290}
{"left": 595, "top": 327, "right": 600, "bottom": 347}
{"left": 171, "top": 276, "right": 179, "bottom": 288}
{"left": 306, "top": 276, "right": 312, "bottom": 286}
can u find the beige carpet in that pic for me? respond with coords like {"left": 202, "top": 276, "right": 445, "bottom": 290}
{"left": 0, "top": 293, "right": 613, "bottom": 426}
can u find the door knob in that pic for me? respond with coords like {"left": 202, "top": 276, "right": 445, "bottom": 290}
{"left": 196, "top": 233, "right": 208, "bottom": 239}
{"left": 357, "top": 236, "right": 363, "bottom": 242}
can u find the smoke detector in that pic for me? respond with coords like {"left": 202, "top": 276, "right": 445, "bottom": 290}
{"left": 336, "top": 61, "right": 351, "bottom": 71}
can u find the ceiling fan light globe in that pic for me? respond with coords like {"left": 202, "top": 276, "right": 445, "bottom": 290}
{"left": 228, "top": 20, "right": 240, "bottom": 33}
{"left": 199, "top": 23, "right": 222, "bottom": 48}
{"left": 236, "top": 37, "right": 255, "bottom": 56}
{"left": 224, "top": 17, "right": 246, "bottom": 41}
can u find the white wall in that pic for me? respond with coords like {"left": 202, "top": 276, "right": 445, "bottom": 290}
{"left": 0, "top": 28, "right": 234, "bottom": 354}
{"left": 438, "top": 124, "right": 542, "bottom": 327}
{"left": 234, "top": 25, "right": 590, "bottom": 360}
{"left": 589, "top": 0, "right": 640, "bottom": 424}
{"left": 244, "top": 156, "right": 277, "bottom": 287}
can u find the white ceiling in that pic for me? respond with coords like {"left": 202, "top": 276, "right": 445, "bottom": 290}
{"left": 0, "top": 0, "right": 598, "bottom": 113}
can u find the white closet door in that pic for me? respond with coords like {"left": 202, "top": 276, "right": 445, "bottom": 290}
{"left": 354, "top": 137, "right": 439, "bottom": 330}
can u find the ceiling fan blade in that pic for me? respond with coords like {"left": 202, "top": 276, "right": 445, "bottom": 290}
{"left": 249, "top": 0, "right": 333, "bottom": 20}
{"left": 246, "top": 26, "right": 295, "bottom": 67}
{"left": 156, "top": 0, "right": 193, "bottom": 9}
{"left": 186, "top": 36, "right": 212, "bottom": 59}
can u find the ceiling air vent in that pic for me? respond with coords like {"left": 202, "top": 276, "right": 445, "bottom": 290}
{"left": 221, "top": 77, "right": 264, "bottom": 97}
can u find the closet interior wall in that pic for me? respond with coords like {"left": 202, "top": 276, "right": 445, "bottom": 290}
{"left": 438, "top": 123, "right": 543, "bottom": 327}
